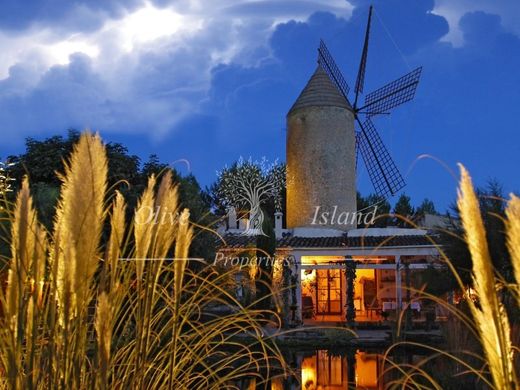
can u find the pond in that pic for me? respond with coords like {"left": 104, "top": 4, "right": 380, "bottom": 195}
{"left": 235, "top": 346, "right": 477, "bottom": 389}
{"left": 288, "top": 349, "right": 381, "bottom": 389}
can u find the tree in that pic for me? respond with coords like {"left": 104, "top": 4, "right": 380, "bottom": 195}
{"left": 393, "top": 193, "right": 414, "bottom": 227}
{"left": 0, "top": 161, "right": 15, "bottom": 265}
{"left": 255, "top": 214, "right": 276, "bottom": 312}
{"left": 0, "top": 161, "right": 15, "bottom": 195}
{"left": 416, "top": 198, "right": 437, "bottom": 217}
{"left": 5, "top": 132, "right": 216, "bottom": 261}
{"left": 8, "top": 130, "right": 80, "bottom": 187}
{"left": 212, "top": 158, "right": 285, "bottom": 236}
{"left": 357, "top": 193, "right": 391, "bottom": 227}
{"left": 8, "top": 130, "right": 141, "bottom": 193}
{"left": 178, "top": 174, "right": 215, "bottom": 262}
{"left": 357, "top": 191, "right": 368, "bottom": 211}
{"left": 419, "top": 265, "right": 454, "bottom": 297}
{"left": 105, "top": 143, "right": 140, "bottom": 187}
{"left": 440, "top": 180, "right": 512, "bottom": 286}
{"left": 31, "top": 182, "right": 60, "bottom": 230}
{"left": 7, "top": 130, "right": 144, "bottom": 225}
{"left": 211, "top": 158, "right": 285, "bottom": 306}
{"left": 141, "top": 154, "right": 171, "bottom": 180}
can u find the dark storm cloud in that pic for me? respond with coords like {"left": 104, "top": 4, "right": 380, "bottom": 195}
{"left": 433, "top": 0, "right": 520, "bottom": 45}
{"left": 0, "top": 0, "right": 143, "bottom": 32}
{"left": 222, "top": 1, "right": 351, "bottom": 18}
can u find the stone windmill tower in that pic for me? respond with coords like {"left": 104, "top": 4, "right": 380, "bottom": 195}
{"left": 286, "top": 66, "right": 357, "bottom": 230}
{"left": 286, "top": 6, "right": 422, "bottom": 232}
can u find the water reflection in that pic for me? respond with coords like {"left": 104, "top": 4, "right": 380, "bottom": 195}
{"left": 240, "top": 349, "right": 384, "bottom": 389}
{"left": 238, "top": 345, "right": 481, "bottom": 389}
{"left": 299, "top": 350, "right": 380, "bottom": 389}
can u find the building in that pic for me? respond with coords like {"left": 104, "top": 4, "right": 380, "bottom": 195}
{"left": 216, "top": 57, "right": 442, "bottom": 327}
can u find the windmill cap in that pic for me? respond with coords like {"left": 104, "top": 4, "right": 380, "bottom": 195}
{"left": 288, "top": 65, "right": 352, "bottom": 116}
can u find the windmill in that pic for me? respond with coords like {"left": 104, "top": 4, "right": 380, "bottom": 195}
{"left": 317, "top": 5, "right": 422, "bottom": 198}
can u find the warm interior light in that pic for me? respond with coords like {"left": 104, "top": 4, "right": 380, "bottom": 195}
{"left": 301, "top": 356, "right": 317, "bottom": 388}
{"left": 301, "top": 269, "right": 315, "bottom": 283}
{"left": 302, "top": 255, "right": 344, "bottom": 265}
{"left": 356, "top": 352, "right": 378, "bottom": 387}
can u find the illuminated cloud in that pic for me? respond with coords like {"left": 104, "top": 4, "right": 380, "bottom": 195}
{"left": 0, "top": 0, "right": 353, "bottom": 143}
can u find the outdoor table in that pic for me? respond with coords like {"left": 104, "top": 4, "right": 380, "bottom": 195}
{"left": 382, "top": 301, "right": 421, "bottom": 312}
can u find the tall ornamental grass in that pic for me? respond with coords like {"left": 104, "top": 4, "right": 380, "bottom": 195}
{"left": 0, "top": 132, "right": 285, "bottom": 389}
{"left": 384, "top": 165, "right": 519, "bottom": 389}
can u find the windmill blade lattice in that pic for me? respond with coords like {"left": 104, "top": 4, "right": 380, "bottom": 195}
{"left": 318, "top": 39, "right": 351, "bottom": 105}
{"left": 354, "top": 5, "right": 373, "bottom": 101}
{"left": 316, "top": 6, "right": 421, "bottom": 199}
{"left": 361, "top": 67, "right": 422, "bottom": 116}
{"left": 356, "top": 118, "right": 405, "bottom": 197}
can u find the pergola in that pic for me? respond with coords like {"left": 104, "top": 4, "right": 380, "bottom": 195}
{"left": 282, "top": 244, "right": 441, "bottom": 325}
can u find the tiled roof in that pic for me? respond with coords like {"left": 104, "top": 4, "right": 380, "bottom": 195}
{"left": 218, "top": 233, "right": 436, "bottom": 249}
{"left": 288, "top": 66, "right": 352, "bottom": 115}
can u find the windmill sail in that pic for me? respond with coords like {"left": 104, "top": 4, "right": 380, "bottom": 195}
{"left": 315, "top": 6, "right": 420, "bottom": 199}
{"left": 318, "top": 39, "right": 351, "bottom": 105}
{"left": 354, "top": 5, "right": 373, "bottom": 105}
{"left": 361, "top": 67, "right": 422, "bottom": 116}
{"left": 356, "top": 118, "right": 405, "bottom": 197}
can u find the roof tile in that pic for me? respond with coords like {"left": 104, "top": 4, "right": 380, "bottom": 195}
{"left": 218, "top": 233, "right": 436, "bottom": 249}
{"left": 288, "top": 66, "right": 351, "bottom": 115}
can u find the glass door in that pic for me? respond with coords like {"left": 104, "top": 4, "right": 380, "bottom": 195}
{"left": 316, "top": 269, "right": 342, "bottom": 315}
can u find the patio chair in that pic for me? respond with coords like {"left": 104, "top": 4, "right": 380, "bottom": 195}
{"left": 364, "top": 297, "right": 380, "bottom": 319}
{"left": 301, "top": 295, "right": 314, "bottom": 319}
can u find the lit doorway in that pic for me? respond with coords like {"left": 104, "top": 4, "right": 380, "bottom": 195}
{"left": 316, "top": 269, "right": 342, "bottom": 315}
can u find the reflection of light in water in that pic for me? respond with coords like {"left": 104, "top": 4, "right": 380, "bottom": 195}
{"left": 300, "top": 350, "right": 379, "bottom": 389}
{"left": 301, "top": 354, "right": 317, "bottom": 389}
{"left": 270, "top": 378, "right": 283, "bottom": 390}
{"left": 356, "top": 352, "right": 379, "bottom": 388}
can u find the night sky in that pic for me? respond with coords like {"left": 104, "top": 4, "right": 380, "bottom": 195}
{"left": 0, "top": 0, "right": 519, "bottom": 211}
